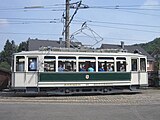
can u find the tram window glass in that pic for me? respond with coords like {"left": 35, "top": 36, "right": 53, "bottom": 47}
{"left": 131, "top": 59, "right": 138, "bottom": 71}
{"left": 16, "top": 56, "right": 25, "bottom": 71}
{"left": 140, "top": 58, "right": 146, "bottom": 71}
{"left": 44, "top": 56, "right": 56, "bottom": 72}
{"left": 98, "top": 57, "right": 114, "bottom": 72}
{"left": 28, "top": 58, "right": 37, "bottom": 71}
{"left": 58, "top": 56, "right": 76, "bottom": 72}
{"left": 116, "top": 57, "right": 126, "bottom": 72}
{"left": 79, "top": 57, "right": 96, "bottom": 72}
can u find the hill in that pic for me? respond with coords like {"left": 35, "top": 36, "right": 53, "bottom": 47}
{"left": 137, "top": 37, "right": 160, "bottom": 55}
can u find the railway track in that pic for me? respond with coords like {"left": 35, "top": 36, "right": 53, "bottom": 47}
{"left": 0, "top": 89, "right": 159, "bottom": 105}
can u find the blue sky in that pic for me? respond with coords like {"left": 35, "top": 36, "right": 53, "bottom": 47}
{"left": 0, "top": 0, "right": 160, "bottom": 50}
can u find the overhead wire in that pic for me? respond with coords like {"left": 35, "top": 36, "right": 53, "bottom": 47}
{"left": 88, "top": 5, "right": 160, "bottom": 11}
{"left": 118, "top": 9, "right": 160, "bottom": 17}
{"left": 1, "top": 16, "right": 159, "bottom": 28}
{"left": 72, "top": 22, "right": 160, "bottom": 34}
{"left": 0, "top": 32, "right": 61, "bottom": 36}
{"left": 0, "top": 4, "right": 160, "bottom": 11}
{"left": 73, "top": 19, "right": 160, "bottom": 28}
{"left": 0, "top": 3, "right": 160, "bottom": 43}
{"left": 75, "top": 35, "right": 148, "bottom": 42}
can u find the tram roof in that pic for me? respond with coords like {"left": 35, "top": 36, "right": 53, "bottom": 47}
{"left": 14, "top": 47, "right": 146, "bottom": 57}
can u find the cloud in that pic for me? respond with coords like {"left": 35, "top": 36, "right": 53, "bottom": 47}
{"left": 142, "top": 0, "right": 160, "bottom": 8}
{"left": 0, "top": 19, "right": 9, "bottom": 27}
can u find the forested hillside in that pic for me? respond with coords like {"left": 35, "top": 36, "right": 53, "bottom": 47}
{"left": 138, "top": 37, "right": 160, "bottom": 54}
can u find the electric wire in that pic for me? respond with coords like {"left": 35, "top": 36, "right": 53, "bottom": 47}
{"left": 73, "top": 19, "right": 160, "bottom": 28}
{"left": 0, "top": 32, "right": 60, "bottom": 36}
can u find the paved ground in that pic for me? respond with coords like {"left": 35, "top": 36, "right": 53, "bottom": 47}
{"left": 0, "top": 103, "right": 160, "bottom": 120}
{"left": 0, "top": 88, "right": 160, "bottom": 105}
{"left": 0, "top": 88, "right": 160, "bottom": 120}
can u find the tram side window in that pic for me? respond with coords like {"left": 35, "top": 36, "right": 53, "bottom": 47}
{"left": 28, "top": 58, "right": 37, "bottom": 71}
{"left": 131, "top": 59, "right": 138, "bottom": 71}
{"left": 98, "top": 57, "right": 114, "bottom": 72}
{"left": 58, "top": 57, "right": 76, "bottom": 72}
{"left": 79, "top": 57, "right": 96, "bottom": 72}
{"left": 44, "top": 56, "right": 55, "bottom": 72}
{"left": 116, "top": 57, "right": 126, "bottom": 72}
{"left": 16, "top": 56, "right": 25, "bottom": 71}
{"left": 140, "top": 58, "right": 146, "bottom": 71}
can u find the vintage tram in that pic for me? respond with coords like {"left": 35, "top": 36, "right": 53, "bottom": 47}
{"left": 11, "top": 47, "right": 148, "bottom": 94}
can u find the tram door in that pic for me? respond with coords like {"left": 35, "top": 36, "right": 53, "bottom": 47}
{"left": 131, "top": 58, "right": 139, "bottom": 85}
{"left": 131, "top": 58, "right": 148, "bottom": 86}
{"left": 139, "top": 58, "right": 148, "bottom": 86}
{"left": 25, "top": 57, "right": 38, "bottom": 87}
{"left": 13, "top": 56, "right": 26, "bottom": 87}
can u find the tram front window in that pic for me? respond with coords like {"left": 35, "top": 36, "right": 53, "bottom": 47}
{"left": 16, "top": 56, "right": 25, "bottom": 71}
{"left": 28, "top": 58, "right": 37, "bottom": 71}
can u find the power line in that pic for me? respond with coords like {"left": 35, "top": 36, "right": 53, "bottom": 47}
{"left": 1, "top": 16, "right": 160, "bottom": 28}
{"left": 72, "top": 22, "right": 160, "bottom": 34}
{"left": 74, "top": 19, "right": 160, "bottom": 28}
{"left": 0, "top": 4, "right": 65, "bottom": 11}
{"left": 119, "top": 9, "right": 160, "bottom": 17}
{"left": 88, "top": 5, "right": 160, "bottom": 11}
{"left": 0, "top": 17, "right": 62, "bottom": 24}
{"left": 0, "top": 32, "right": 61, "bottom": 36}
{"left": 76, "top": 35, "right": 148, "bottom": 42}
{"left": 88, "top": 24, "right": 160, "bottom": 33}
{"left": 0, "top": 4, "right": 160, "bottom": 11}
{"left": 0, "top": 21, "right": 61, "bottom": 25}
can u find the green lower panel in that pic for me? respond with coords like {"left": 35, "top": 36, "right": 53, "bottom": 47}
{"left": 39, "top": 72, "right": 131, "bottom": 82}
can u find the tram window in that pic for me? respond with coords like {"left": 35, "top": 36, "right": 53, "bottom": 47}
{"left": 131, "top": 59, "right": 138, "bottom": 71}
{"left": 98, "top": 62, "right": 114, "bottom": 72}
{"left": 16, "top": 56, "right": 25, "bottom": 71}
{"left": 117, "top": 61, "right": 126, "bottom": 72}
{"left": 28, "top": 58, "right": 37, "bottom": 71}
{"left": 44, "top": 56, "right": 56, "bottom": 72}
{"left": 98, "top": 57, "right": 114, "bottom": 72}
{"left": 79, "top": 57, "right": 96, "bottom": 72}
{"left": 116, "top": 57, "right": 126, "bottom": 72}
{"left": 58, "top": 56, "right": 76, "bottom": 72}
{"left": 140, "top": 58, "right": 146, "bottom": 71}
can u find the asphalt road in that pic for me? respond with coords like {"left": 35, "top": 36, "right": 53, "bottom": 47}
{"left": 0, "top": 89, "right": 160, "bottom": 120}
{"left": 0, "top": 103, "right": 160, "bottom": 120}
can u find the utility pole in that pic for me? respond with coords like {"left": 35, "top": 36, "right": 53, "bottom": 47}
{"left": 65, "top": 0, "right": 70, "bottom": 48}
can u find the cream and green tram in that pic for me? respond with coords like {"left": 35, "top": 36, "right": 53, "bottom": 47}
{"left": 11, "top": 48, "right": 148, "bottom": 94}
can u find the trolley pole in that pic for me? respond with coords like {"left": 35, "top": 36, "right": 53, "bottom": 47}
{"left": 65, "top": 0, "right": 70, "bottom": 48}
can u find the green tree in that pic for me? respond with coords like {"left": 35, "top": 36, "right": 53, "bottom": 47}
{"left": 0, "top": 40, "right": 17, "bottom": 70}
{"left": 17, "top": 41, "right": 28, "bottom": 52}
{"left": 140, "top": 37, "right": 160, "bottom": 54}
{"left": 0, "top": 61, "right": 11, "bottom": 70}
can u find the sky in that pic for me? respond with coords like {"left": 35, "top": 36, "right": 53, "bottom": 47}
{"left": 0, "top": 0, "right": 160, "bottom": 51}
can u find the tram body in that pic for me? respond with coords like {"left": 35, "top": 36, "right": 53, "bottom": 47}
{"left": 11, "top": 48, "right": 148, "bottom": 94}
